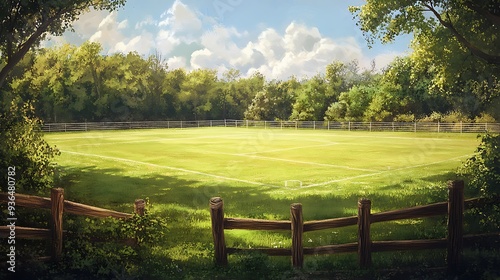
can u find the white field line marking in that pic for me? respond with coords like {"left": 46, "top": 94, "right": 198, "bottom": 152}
{"left": 61, "top": 150, "right": 279, "bottom": 188}
{"left": 238, "top": 142, "right": 339, "bottom": 156}
{"left": 302, "top": 154, "right": 471, "bottom": 189}
{"left": 275, "top": 132, "right": 468, "bottom": 142}
{"left": 202, "top": 150, "right": 379, "bottom": 172}
{"left": 62, "top": 133, "right": 260, "bottom": 147}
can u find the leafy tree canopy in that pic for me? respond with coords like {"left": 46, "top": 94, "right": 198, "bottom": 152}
{"left": 349, "top": 0, "right": 500, "bottom": 65}
{"left": 0, "top": 0, "right": 126, "bottom": 88}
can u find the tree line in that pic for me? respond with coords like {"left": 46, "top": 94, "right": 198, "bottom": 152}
{"left": 4, "top": 41, "right": 498, "bottom": 124}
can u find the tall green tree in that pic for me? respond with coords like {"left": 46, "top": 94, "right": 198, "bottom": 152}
{"left": 141, "top": 51, "right": 170, "bottom": 120}
{"left": 290, "top": 74, "right": 332, "bottom": 121}
{"left": 350, "top": 0, "right": 500, "bottom": 120}
{"left": 216, "top": 69, "right": 265, "bottom": 119}
{"left": 349, "top": 0, "right": 500, "bottom": 65}
{"left": 165, "top": 68, "right": 187, "bottom": 119}
{"left": 179, "top": 69, "right": 218, "bottom": 120}
{"left": 244, "top": 77, "right": 299, "bottom": 121}
{"left": 0, "top": 0, "right": 126, "bottom": 89}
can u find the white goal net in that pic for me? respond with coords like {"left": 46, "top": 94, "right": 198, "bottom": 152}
{"left": 284, "top": 180, "right": 303, "bottom": 188}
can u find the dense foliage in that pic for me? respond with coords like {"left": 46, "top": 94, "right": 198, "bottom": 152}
{"left": 7, "top": 42, "right": 499, "bottom": 123}
{"left": 0, "top": 0, "right": 125, "bottom": 88}
{"left": 0, "top": 98, "right": 59, "bottom": 193}
{"left": 1, "top": 0, "right": 126, "bottom": 193}
{"left": 459, "top": 133, "right": 500, "bottom": 231}
{"left": 349, "top": 0, "right": 500, "bottom": 121}
{"left": 349, "top": 0, "right": 500, "bottom": 65}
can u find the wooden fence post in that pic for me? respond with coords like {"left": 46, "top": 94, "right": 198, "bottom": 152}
{"left": 51, "top": 188, "right": 64, "bottom": 262}
{"left": 210, "top": 197, "right": 227, "bottom": 265}
{"left": 358, "top": 198, "right": 372, "bottom": 268}
{"left": 134, "top": 199, "right": 145, "bottom": 216}
{"left": 447, "top": 180, "right": 464, "bottom": 275}
{"left": 290, "top": 203, "right": 304, "bottom": 268}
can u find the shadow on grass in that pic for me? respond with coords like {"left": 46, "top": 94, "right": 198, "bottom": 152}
{"left": 35, "top": 164, "right": 494, "bottom": 279}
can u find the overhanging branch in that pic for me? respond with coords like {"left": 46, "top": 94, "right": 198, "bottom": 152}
{"left": 463, "top": 0, "right": 500, "bottom": 26}
{"left": 423, "top": 3, "right": 500, "bottom": 65}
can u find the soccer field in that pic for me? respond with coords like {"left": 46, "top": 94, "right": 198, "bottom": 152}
{"left": 45, "top": 127, "right": 479, "bottom": 210}
{"left": 44, "top": 127, "right": 481, "bottom": 269}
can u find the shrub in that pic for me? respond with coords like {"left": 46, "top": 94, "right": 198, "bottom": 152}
{"left": 393, "top": 114, "right": 415, "bottom": 122}
{"left": 474, "top": 113, "right": 497, "bottom": 123}
{"left": 419, "top": 112, "right": 443, "bottom": 122}
{"left": 458, "top": 133, "right": 500, "bottom": 231}
{"left": 441, "top": 110, "right": 472, "bottom": 123}
{"left": 0, "top": 100, "right": 59, "bottom": 193}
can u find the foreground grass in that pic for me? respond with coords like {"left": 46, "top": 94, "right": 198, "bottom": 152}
{"left": 4, "top": 128, "right": 498, "bottom": 279}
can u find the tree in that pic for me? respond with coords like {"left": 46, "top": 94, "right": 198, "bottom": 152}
{"left": 142, "top": 51, "right": 171, "bottom": 120}
{"left": 98, "top": 52, "right": 150, "bottom": 121}
{"left": 325, "top": 85, "right": 376, "bottom": 121}
{"left": 179, "top": 69, "right": 218, "bottom": 120}
{"left": 244, "top": 78, "right": 299, "bottom": 121}
{"left": 351, "top": 1, "right": 500, "bottom": 120}
{"left": 290, "top": 74, "right": 332, "bottom": 121}
{"left": 349, "top": 0, "right": 500, "bottom": 65}
{"left": 0, "top": 0, "right": 126, "bottom": 89}
{"left": 165, "top": 68, "right": 187, "bottom": 119}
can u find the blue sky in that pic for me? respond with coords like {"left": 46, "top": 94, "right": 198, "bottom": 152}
{"left": 51, "top": 0, "right": 413, "bottom": 79}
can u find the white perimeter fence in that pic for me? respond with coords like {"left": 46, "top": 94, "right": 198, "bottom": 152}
{"left": 41, "top": 120, "right": 500, "bottom": 133}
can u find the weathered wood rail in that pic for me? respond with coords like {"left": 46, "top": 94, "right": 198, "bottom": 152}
{"left": 210, "top": 180, "right": 500, "bottom": 275}
{"left": 0, "top": 188, "right": 144, "bottom": 262}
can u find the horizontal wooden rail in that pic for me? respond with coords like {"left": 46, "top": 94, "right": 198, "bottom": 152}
{"left": 64, "top": 200, "right": 132, "bottom": 219}
{"left": 0, "top": 189, "right": 145, "bottom": 263}
{"left": 0, "top": 226, "right": 52, "bottom": 239}
{"left": 372, "top": 239, "right": 447, "bottom": 252}
{"left": 226, "top": 232, "right": 500, "bottom": 258}
{"left": 304, "top": 216, "right": 358, "bottom": 232}
{"left": 224, "top": 217, "right": 291, "bottom": 230}
{"left": 211, "top": 183, "right": 500, "bottom": 274}
{"left": 0, "top": 193, "right": 51, "bottom": 209}
{"left": 371, "top": 202, "right": 448, "bottom": 223}
{"left": 0, "top": 192, "right": 133, "bottom": 219}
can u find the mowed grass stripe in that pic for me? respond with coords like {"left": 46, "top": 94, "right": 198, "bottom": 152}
{"left": 61, "top": 150, "right": 281, "bottom": 187}
{"left": 44, "top": 127, "right": 481, "bottom": 268}
{"left": 45, "top": 127, "right": 478, "bottom": 189}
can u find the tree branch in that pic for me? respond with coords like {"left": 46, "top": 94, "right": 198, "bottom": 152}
{"left": 424, "top": 3, "right": 500, "bottom": 65}
{"left": 463, "top": 0, "right": 500, "bottom": 26}
{"left": 0, "top": 10, "right": 62, "bottom": 89}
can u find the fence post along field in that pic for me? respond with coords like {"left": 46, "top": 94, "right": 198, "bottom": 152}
{"left": 209, "top": 180, "right": 500, "bottom": 273}
{"left": 0, "top": 188, "right": 146, "bottom": 262}
{"left": 209, "top": 197, "right": 227, "bottom": 265}
{"left": 447, "top": 180, "right": 464, "bottom": 274}
{"left": 41, "top": 120, "right": 500, "bottom": 133}
{"left": 290, "top": 203, "right": 304, "bottom": 268}
{"left": 50, "top": 188, "right": 64, "bottom": 261}
{"left": 357, "top": 198, "right": 371, "bottom": 268}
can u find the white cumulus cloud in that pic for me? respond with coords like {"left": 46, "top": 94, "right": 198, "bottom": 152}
{"left": 53, "top": 0, "right": 403, "bottom": 79}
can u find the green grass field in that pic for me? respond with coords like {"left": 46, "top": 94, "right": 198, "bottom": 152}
{"left": 44, "top": 127, "right": 481, "bottom": 275}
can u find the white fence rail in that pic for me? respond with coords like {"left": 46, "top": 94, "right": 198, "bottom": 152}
{"left": 41, "top": 120, "right": 500, "bottom": 133}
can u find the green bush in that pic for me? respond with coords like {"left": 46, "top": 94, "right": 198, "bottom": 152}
{"left": 458, "top": 133, "right": 500, "bottom": 231}
{"left": 54, "top": 199, "right": 169, "bottom": 278}
{"left": 474, "top": 113, "right": 497, "bottom": 123}
{"left": 393, "top": 113, "right": 415, "bottom": 122}
{"left": 0, "top": 99, "right": 59, "bottom": 193}
{"left": 419, "top": 112, "right": 443, "bottom": 122}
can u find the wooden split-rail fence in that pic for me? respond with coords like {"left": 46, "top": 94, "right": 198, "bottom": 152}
{"left": 0, "top": 188, "right": 144, "bottom": 262}
{"left": 210, "top": 180, "right": 500, "bottom": 274}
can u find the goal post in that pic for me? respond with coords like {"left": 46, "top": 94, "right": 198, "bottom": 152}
{"left": 285, "top": 180, "right": 303, "bottom": 189}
